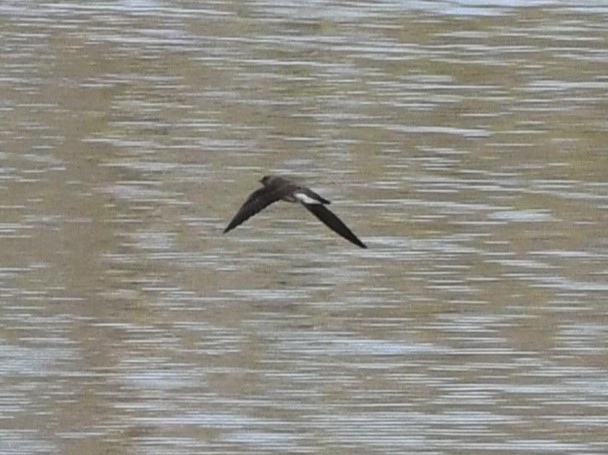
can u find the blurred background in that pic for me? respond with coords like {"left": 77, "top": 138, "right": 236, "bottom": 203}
{"left": 0, "top": 1, "right": 607, "bottom": 453}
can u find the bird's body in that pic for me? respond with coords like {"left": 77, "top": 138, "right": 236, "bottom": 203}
{"left": 224, "top": 175, "right": 367, "bottom": 248}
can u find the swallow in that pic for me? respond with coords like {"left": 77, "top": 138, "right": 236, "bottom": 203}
{"left": 224, "top": 175, "right": 367, "bottom": 248}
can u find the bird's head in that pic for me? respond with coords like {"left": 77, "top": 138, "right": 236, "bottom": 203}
{"left": 260, "top": 175, "right": 271, "bottom": 185}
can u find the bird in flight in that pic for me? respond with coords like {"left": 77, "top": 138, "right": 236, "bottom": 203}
{"left": 224, "top": 175, "right": 367, "bottom": 248}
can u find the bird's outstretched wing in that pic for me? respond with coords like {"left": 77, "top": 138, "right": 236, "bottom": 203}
{"left": 304, "top": 203, "right": 367, "bottom": 248}
{"left": 224, "top": 179, "right": 293, "bottom": 233}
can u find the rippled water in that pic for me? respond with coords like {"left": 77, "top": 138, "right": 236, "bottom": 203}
{"left": 1, "top": 1, "right": 607, "bottom": 454}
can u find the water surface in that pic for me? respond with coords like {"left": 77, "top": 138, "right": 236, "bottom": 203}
{"left": 1, "top": 1, "right": 607, "bottom": 454}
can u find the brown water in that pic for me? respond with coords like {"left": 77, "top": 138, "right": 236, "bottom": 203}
{"left": 1, "top": 1, "right": 607, "bottom": 454}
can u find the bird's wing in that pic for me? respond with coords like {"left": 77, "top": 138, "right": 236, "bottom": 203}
{"left": 303, "top": 204, "right": 367, "bottom": 248}
{"left": 224, "top": 180, "right": 293, "bottom": 233}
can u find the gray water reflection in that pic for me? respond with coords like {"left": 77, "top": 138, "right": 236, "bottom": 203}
{"left": 1, "top": 1, "right": 608, "bottom": 454}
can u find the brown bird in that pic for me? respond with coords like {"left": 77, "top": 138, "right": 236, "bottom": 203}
{"left": 224, "top": 175, "right": 367, "bottom": 248}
